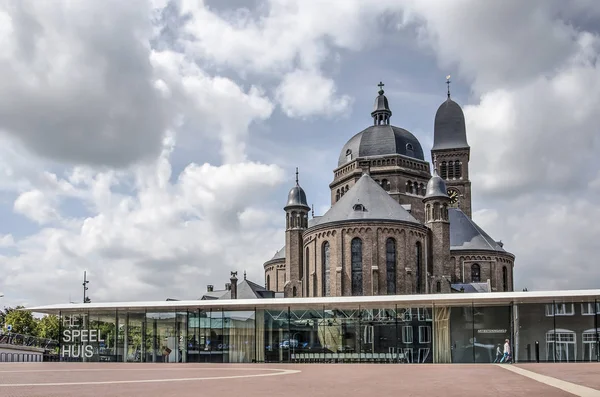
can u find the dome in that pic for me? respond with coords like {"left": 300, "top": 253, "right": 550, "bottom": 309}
{"left": 338, "top": 82, "right": 424, "bottom": 167}
{"left": 432, "top": 98, "right": 469, "bottom": 150}
{"left": 338, "top": 125, "right": 425, "bottom": 167}
{"left": 285, "top": 168, "right": 310, "bottom": 209}
{"left": 425, "top": 170, "right": 449, "bottom": 199}
{"left": 286, "top": 185, "right": 309, "bottom": 208}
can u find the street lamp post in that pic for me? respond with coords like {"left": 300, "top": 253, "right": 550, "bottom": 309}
{"left": 83, "top": 271, "right": 90, "bottom": 303}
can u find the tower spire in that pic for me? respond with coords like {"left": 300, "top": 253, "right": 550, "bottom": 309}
{"left": 446, "top": 75, "right": 451, "bottom": 98}
{"left": 295, "top": 167, "right": 299, "bottom": 186}
{"left": 377, "top": 81, "right": 385, "bottom": 95}
{"left": 311, "top": 204, "right": 314, "bottom": 218}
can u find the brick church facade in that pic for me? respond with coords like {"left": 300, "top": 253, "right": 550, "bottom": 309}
{"left": 264, "top": 82, "right": 515, "bottom": 297}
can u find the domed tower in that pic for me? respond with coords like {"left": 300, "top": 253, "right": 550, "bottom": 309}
{"left": 423, "top": 170, "right": 452, "bottom": 293}
{"left": 431, "top": 76, "right": 472, "bottom": 218}
{"left": 331, "top": 82, "right": 431, "bottom": 223}
{"left": 283, "top": 168, "right": 310, "bottom": 298}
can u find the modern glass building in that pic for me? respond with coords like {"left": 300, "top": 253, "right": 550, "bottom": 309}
{"left": 27, "top": 289, "right": 600, "bottom": 364}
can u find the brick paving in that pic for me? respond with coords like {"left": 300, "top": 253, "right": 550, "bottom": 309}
{"left": 0, "top": 362, "right": 596, "bottom": 397}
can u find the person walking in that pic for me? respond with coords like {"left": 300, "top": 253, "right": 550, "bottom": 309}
{"left": 500, "top": 339, "right": 511, "bottom": 363}
{"left": 493, "top": 343, "right": 503, "bottom": 363}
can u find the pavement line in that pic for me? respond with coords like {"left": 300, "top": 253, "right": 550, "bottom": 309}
{"left": 0, "top": 368, "right": 301, "bottom": 387}
{"left": 0, "top": 367, "right": 286, "bottom": 373}
{"left": 496, "top": 365, "right": 600, "bottom": 397}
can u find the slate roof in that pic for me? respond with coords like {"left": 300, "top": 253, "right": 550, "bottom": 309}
{"left": 286, "top": 185, "right": 310, "bottom": 209}
{"left": 433, "top": 98, "right": 469, "bottom": 150}
{"left": 266, "top": 246, "right": 285, "bottom": 263}
{"left": 449, "top": 208, "right": 506, "bottom": 252}
{"left": 310, "top": 174, "right": 420, "bottom": 228}
{"left": 338, "top": 125, "right": 425, "bottom": 166}
{"left": 199, "top": 279, "right": 275, "bottom": 300}
{"left": 425, "top": 170, "right": 449, "bottom": 199}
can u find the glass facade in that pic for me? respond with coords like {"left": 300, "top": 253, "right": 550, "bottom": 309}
{"left": 54, "top": 299, "right": 599, "bottom": 363}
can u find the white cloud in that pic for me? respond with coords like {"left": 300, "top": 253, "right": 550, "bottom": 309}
{"left": 1, "top": 135, "right": 286, "bottom": 305}
{"left": 276, "top": 70, "right": 352, "bottom": 118}
{"left": 13, "top": 190, "right": 60, "bottom": 225}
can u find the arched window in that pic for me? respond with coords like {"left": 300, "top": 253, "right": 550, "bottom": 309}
{"left": 441, "top": 162, "right": 447, "bottom": 179}
{"left": 346, "top": 149, "right": 352, "bottom": 162}
{"left": 298, "top": 246, "right": 304, "bottom": 280}
{"left": 382, "top": 179, "right": 390, "bottom": 191}
{"left": 305, "top": 247, "right": 310, "bottom": 296}
{"left": 351, "top": 238, "right": 363, "bottom": 296}
{"left": 266, "top": 275, "right": 270, "bottom": 290}
{"left": 336, "top": 189, "right": 340, "bottom": 202}
{"left": 416, "top": 241, "right": 422, "bottom": 293}
{"left": 448, "top": 161, "right": 455, "bottom": 179}
{"left": 292, "top": 286, "right": 297, "bottom": 297}
{"left": 454, "top": 161, "right": 461, "bottom": 179}
{"left": 471, "top": 264, "right": 481, "bottom": 282}
{"left": 419, "top": 183, "right": 424, "bottom": 196}
{"left": 546, "top": 329, "right": 576, "bottom": 362}
{"left": 502, "top": 266, "right": 508, "bottom": 292}
{"left": 386, "top": 238, "right": 396, "bottom": 294}
{"left": 436, "top": 281, "right": 441, "bottom": 293}
{"left": 406, "top": 181, "right": 413, "bottom": 194}
{"left": 322, "top": 242, "right": 331, "bottom": 296}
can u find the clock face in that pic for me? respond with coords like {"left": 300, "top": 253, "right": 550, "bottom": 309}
{"left": 447, "top": 188, "right": 459, "bottom": 204}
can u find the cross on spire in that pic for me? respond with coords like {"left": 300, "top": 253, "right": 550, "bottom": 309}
{"left": 446, "top": 75, "right": 451, "bottom": 98}
{"left": 295, "top": 167, "right": 299, "bottom": 185}
{"left": 377, "top": 81, "right": 385, "bottom": 95}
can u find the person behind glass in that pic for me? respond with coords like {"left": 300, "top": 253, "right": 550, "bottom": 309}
{"left": 493, "top": 343, "right": 503, "bottom": 363}
{"left": 500, "top": 339, "right": 511, "bottom": 363}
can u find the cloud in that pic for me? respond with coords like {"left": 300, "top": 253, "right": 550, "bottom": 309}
{"left": 0, "top": 0, "right": 170, "bottom": 168}
{"left": 275, "top": 70, "right": 352, "bottom": 119}
{"left": 150, "top": 50, "right": 275, "bottom": 163}
{"left": 1, "top": 135, "right": 286, "bottom": 305}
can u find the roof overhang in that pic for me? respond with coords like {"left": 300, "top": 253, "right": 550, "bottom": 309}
{"left": 23, "top": 289, "right": 600, "bottom": 315}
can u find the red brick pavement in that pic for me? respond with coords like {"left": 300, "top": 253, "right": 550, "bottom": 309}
{"left": 0, "top": 362, "right": 595, "bottom": 397}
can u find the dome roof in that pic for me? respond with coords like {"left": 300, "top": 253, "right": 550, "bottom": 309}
{"left": 433, "top": 98, "right": 469, "bottom": 150}
{"left": 285, "top": 185, "right": 309, "bottom": 209}
{"left": 285, "top": 168, "right": 310, "bottom": 209}
{"left": 425, "top": 170, "right": 449, "bottom": 199}
{"left": 338, "top": 82, "right": 424, "bottom": 167}
{"left": 338, "top": 125, "right": 424, "bottom": 166}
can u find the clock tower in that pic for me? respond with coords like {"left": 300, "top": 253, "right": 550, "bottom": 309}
{"left": 431, "top": 77, "right": 472, "bottom": 218}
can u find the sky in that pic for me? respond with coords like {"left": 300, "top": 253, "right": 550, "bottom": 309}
{"left": 1, "top": 0, "right": 600, "bottom": 307}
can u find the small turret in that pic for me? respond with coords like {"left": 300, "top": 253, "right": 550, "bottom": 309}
{"left": 284, "top": 168, "right": 310, "bottom": 298}
{"left": 371, "top": 81, "right": 392, "bottom": 125}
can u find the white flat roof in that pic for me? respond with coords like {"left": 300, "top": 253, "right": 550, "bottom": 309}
{"left": 25, "top": 289, "right": 600, "bottom": 314}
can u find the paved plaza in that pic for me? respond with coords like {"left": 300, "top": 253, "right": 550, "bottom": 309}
{"left": 0, "top": 363, "right": 599, "bottom": 397}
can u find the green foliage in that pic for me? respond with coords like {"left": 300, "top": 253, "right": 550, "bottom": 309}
{"left": 3, "top": 306, "right": 37, "bottom": 335}
{"left": 37, "top": 315, "right": 60, "bottom": 341}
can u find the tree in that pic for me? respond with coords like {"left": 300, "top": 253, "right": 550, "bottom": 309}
{"left": 37, "top": 315, "right": 60, "bottom": 341}
{"left": 0, "top": 307, "right": 16, "bottom": 329}
{"left": 3, "top": 306, "right": 37, "bottom": 335}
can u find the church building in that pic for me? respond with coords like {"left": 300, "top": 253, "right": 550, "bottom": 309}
{"left": 264, "top": 82, "right": 515, "bottom": 297}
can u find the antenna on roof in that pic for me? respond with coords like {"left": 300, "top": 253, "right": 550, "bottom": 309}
{"left": 295, "top": 167, "right": 299, "bottom": 185}
{"left": 311, "top": 204, "right": 314, "bottom": 218}
{"left": 243, "top": 270, "right": 247, "bottom": 280}
{"left": 446, "top": 75, "right": 451, "bottom": 98}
